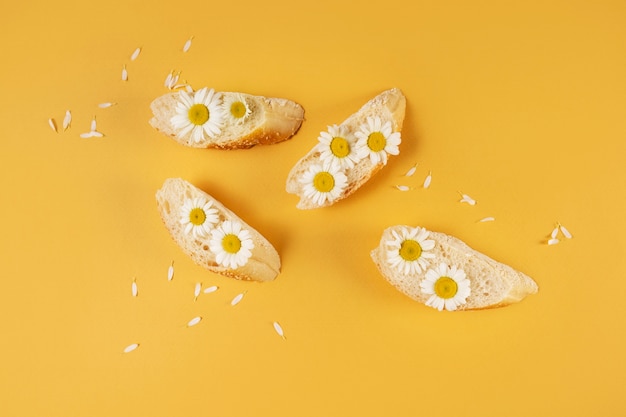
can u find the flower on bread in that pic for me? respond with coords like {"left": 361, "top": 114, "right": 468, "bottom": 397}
{"left": 420, "top": 263, "right": 471, "bottom": 311}
{"left": 385, "top": 226, "right": 435, "bottom": 275}
{"left": 180, "top": 197, "right": 219, "bottom": 238}
{"left": 299, "top": 161, "right": 348, "bottom": 206}
{"left": 316, "top": 124, "right": 361, "bottom": 170}
{"left": 209, "top": 220, "right": 255, "bottom": 269}
{"left": 171, "top": 87, "right": 224, "bottom": 143}
{"left": 355, "top": 116, "right": 401, "bottom": 165}
{"left": 222, "top": 93, "right": 252, "bottom": 124}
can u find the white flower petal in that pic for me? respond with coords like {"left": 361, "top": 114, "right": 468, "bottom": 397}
{"left": 187, "top": 316, "right": 202, "bottom": 327}
{"left": 123, "top": 343, "right": 139, "bottom": 353}
{"left": 62, "top": 110, "right": 71, "bottom": 131}
{"left": 560, "top": 224, "right": 573, "bottom": 239}
{"left": 130, "top": 47, "right": 141, "bottom": 61}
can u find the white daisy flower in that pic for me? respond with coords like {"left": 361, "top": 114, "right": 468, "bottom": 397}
{"left": 420, "top": 263, "right": 471, "bottom": 311}
{"left": 222, "top": 93, "right": 252, "bottom": 124}
{"left": 209, "top": 220, "right": 255, "bottom": 269}
{"left": 179, "top": 197, "right": 219, "bottom": 239}
{"left": 170, "top": 87, "right": 224, "bottom": 143}
{"left": 355, "top": 116, "right": 401, "bottom": 165}
{"left": 385, "top": 226, "right": 436, "bottom": 275}
{"left": 299, "top": 162, "right": 348, "bottom": 206}
{"left": 316, "top": 124, "right": 361, "bottom": 170}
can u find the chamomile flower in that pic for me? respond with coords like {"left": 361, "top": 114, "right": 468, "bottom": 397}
{"left": 170, "top": 87, "right": 224, "bottom": 143}
{"left": 385, "top": 226, "right": 436, "bottom": 275}
{"left": 355, "top": 116, "right": 401, "bottom": 165}
{"left": 316, "top": 124, "right": 361, "bottom": 170}
{"left": 420, "top": 263, "right": 471, "bottom": 311}
{"left": 299, "top": 162, "right": 348, "bottom": 206}
{"left": 209, "top": 220, "right": 255, "bottom": 269}
{"left": 179, "top": 197, "right": 219, "bottom": 239}
{"left": 222, "top": 93, "right": 252, "bottom": 124}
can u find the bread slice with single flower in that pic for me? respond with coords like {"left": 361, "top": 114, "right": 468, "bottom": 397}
{"left": 156, "top": 178, "right": 280, "bottom": 282}
{"left": 150, "top": 87, "right": 305, "bottom": 149}
{"left": 286, "top": 88, "right": 406, "bottom": 209}
{"left": 370, "top": 225, "right": 538, "bottom": 310}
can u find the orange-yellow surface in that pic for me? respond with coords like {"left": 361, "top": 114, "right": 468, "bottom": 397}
{"left": 1, "top": 0, "right": 625, "bottom": 416}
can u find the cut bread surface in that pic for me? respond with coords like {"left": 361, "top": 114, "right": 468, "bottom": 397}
{"left": 286, "top": 88, "right": 406, "bottom": 209}
{"left": 370, "top": 225, "right": 538, "bottom": 310}
{"left": 150, "top": 89, "right": 305, "bottom": 149}
{"left": 156, "top": 178, "right": 280, "bottom": 282}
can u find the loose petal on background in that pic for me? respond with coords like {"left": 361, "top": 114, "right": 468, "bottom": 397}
{"left": 123, "top": 343, "right": 139, "bottom": 353}
{"left": 130, "top": 47, "right": 141, "bottom": 61}
{"left": 273, "top": 321, "right": 285, "bottom": 339}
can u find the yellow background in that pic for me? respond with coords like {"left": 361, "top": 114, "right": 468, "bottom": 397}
{"left": 2, "top": 0, "right": 625, "bottom": 416}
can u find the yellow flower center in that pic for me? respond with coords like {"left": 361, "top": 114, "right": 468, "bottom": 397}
{"left": 330, "top": 137, "right": 350, "bottom": 158}
{"left": 230, "top": 101, "right": 248, "bottom": 119}
{"left": 313, "top": 171, "right": 335, "bottom": 193}
{"left": 188, "top": 104, "right": 210, "bottom": 125}
{"left": 367, "top": 131, "right": 386, "bottom": 152}
{"left": 434, "top": 276, "right": 458, "bottom": 299}
{"left": 222, "top": 234, "right": 242, "bottom": 254}
{"left": 189, "top": 208, "right": 206, "bottom": 226}
{"left": 399, "top": 239, "right": 422, "bottom": 261}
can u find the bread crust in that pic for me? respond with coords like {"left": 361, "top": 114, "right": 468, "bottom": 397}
{"left": 156, "top": 178, "right": 280, "bottom": 282}
{"left": 370, "top": 225, "right": 538, "bottom": 310}
{"left": 286, "top": 88, "right": 406, "bottom": 209}
{"left": 150, "top": 90, "right": 305, "bottom": 149}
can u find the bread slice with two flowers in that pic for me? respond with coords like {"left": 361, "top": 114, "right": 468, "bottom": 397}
{"left": 286, "top": 88, "right": 406, "bottom": 209}
{"left": 370, "top": 225, "right": 538, "bottom": 310}
{"left": 149, "top": 87, "right": 305, "bottom": 149}
{"left": 156, "top": 178, "right": 280, "bottom": 282}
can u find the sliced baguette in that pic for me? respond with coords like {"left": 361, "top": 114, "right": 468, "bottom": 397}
{"left": 370, "top": 225, "right": 538, "bottom": 310}
{"left": 156, "top": 178, "right": 280, "bottom": 282}
{"left": 150, "top": 89, "right": 305, "bottom": 149}
{"left": 286, "top": 88, "right": 406, "bottom": 209}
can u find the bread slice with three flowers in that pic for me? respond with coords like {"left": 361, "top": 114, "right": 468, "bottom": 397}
{"left": 150, "top": 87, "right": 305, "bottom": 149}
{"left": 370, "top": 225, "right": 538, "bottom": 310}
{"left": 286, "top": 88, "right": 406, "bottom": 209}
{"left": 156, "top": 178, "right": 280, "bottom": 282}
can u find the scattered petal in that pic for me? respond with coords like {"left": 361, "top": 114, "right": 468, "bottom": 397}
{"left": 404, "top": 163, "right": 418, "bottom": 177}
{"left": 62, "top": 110, "right": 72, "bottom": 131}
{"left": 273, "top": 321, "right": 285, "bottom": 339}
{"left": 231, "top": 292, "right": 245, "bottom": 306}
{"left": 203, "top": 285, "right": 218, "bottom": 294}
{"left": 194, "top": 282, "right": 201, "bottom": 300}
{"left": 550, "top": 226, "right": 560, "bottom": 239}
{"left": 98, "top": 102, "right": 117, "bottom": 108}
{"left": 164, "top": 71, "right": 173, "bottom": 88}
{"left": 423, "top": 171, "right": 432, "bottom": 189}
{"left": 478, "top": 217, "right": 495, "bottom": 222}
{"left": 167, "top": 262, "right": 174, "bottom": 281}
{"left": 131, "top": 279, "right": 138, "bottom": 297}
{"left": 548, "top": 238, "right": 560, "bottom": 245}
{"left": 559, "top": 224, "right": 573, "bottom": 239}
{"left": 81, "top": 116, "right": 105, "bottom": 138}
{"left": 183, "top": 36, "right": 193, "bottom": 52}
{"left": 123, "top": 343, "right": 139, "bottom": 353}
{"left": 121, "top": 65, "right": 128, "bottom": 81}
{"left": 459, "top": 193, "right": 477, "bottom": 205}
{"left": 187, "top": 316, "right": 202, "bottom": 327}
{"left": 130, "top": 47, "right": 141, "bottom": 61}
{"left": 395, "top": 185, "right": 411, "bottom": 192}
{"left": 48, "top": 118, "right": 58, "bottom": 133}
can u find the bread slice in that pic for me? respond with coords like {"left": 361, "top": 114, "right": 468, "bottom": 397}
{"left": 370, "top": 225, "right": 538, "bottom": 310}
{"left": 156, "top": 178, "right": 280, "bottom": 282}
{"left": 286, "top": 88, "right": 406, "bottom": 209}
{"left": 149, "top": 88, "right": 305, "bottom": 149}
